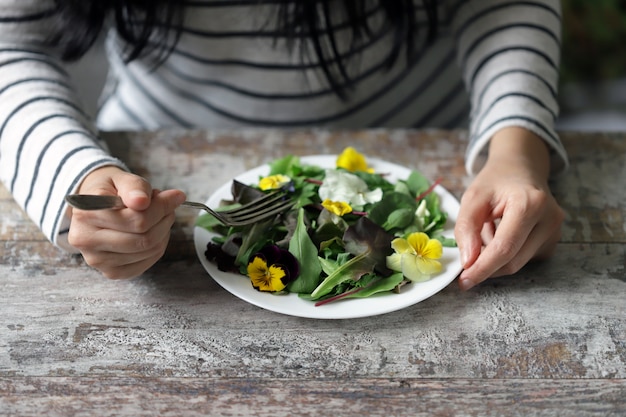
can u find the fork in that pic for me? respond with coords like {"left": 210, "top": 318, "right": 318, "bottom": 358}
{"left": 65, "top": 191, "right": 294, "bottom": 227}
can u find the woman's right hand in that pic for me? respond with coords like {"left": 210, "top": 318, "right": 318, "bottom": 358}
{"left": 67, "top": 166, "right": 186, "bottom": 279}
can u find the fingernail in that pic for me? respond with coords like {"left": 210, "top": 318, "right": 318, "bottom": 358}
{"left": 130, "top": 190, "right": 149, "bottom": 199}
{"left": 458, "top": 278, "right": 474, "bottom": 291}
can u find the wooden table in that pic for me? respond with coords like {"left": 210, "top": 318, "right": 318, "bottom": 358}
{"left": 1, "top": 130, "right": 624, "bottom": 416}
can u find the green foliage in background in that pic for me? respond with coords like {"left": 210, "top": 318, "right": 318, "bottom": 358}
{"left": 561, "top": 0, "right": 626, "bottom": 82}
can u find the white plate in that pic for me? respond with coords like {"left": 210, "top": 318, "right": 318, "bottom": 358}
{"left": 194, "top": 155, "right": 462, "bottom": 319}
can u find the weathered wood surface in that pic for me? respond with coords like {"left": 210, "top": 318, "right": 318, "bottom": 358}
{"left": 2, "top": 378, "right": 625, "bottom": 417}
{"left": 1, "top": 130, "right": 625, "bottom": 416}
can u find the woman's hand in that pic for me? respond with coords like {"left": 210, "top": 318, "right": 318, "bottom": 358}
{"left": 67, "top": 166, "right": 186, "bottom": 279}
{"left": 454, "top": 127, "right": 564, "bottom": 290}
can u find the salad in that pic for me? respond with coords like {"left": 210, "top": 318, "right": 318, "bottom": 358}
{"left": 196, "top": 147, "right": 456, "bottom": 307}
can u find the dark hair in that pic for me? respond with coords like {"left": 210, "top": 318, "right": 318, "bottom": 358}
{"left": 52, "top": 0, "right": 438, "bottom": 97}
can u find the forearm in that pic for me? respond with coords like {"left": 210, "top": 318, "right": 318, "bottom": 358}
{"left": 486, "top": 126, "right": 551, "bottom": 182}
{"left": 0, "top": 0, "right": 126, "bottom": 250}
{"left": 452, "top": 0, "right": 568, "bottom": 176}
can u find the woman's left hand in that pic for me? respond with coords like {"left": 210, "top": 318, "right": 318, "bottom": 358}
{"left": 454, "top": 127, "right": 565, "bottom": 290}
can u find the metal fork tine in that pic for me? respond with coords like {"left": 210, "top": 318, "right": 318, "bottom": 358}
{"left": 225, "top": 200, "right": 294, "bottom": 224}
{"left": 223, "top": 191, "right": 285, "bottom": 217}
{"left": 182, "top": 191, "right": 293, "bottom": 227}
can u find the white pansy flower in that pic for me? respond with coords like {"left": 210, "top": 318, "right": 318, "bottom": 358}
{"left": 319, "top": 169, "right": 382, "bottom": 207}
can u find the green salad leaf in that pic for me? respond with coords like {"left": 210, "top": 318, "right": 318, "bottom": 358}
{"left": 286, "top": 208, "right": 322, "bottom": 294}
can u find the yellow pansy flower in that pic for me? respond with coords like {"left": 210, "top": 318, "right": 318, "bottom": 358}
{"left": 246, "top": 245, "right": 299, "bottom": 292}
{"left": 336, "top": 147, "right": 374, "bottom": 173}
{"left": 386, "top": 232, "right": 443, "bottom": 282}
{"left": 259, "top": 174, "right": 291, "bottom": 191}
{"left": 247, "top": 255, "right": 289, "bottom": 292}
{"left": 321, "top": 199, "right": 353, "bottom": 216}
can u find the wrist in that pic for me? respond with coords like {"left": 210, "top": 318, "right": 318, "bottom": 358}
{"left": 486, "top": 127, "right": 551, "bottom": 180}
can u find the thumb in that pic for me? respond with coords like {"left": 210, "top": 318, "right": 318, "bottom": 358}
{"left": 111, "top": 171, "right": 154, "bottom": 211}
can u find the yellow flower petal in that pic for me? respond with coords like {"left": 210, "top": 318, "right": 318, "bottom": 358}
{"left": 399, "top": 253, "right": 428, "bottom": 282}
{"left": 267, "top": 265, "right": 287, "bottom": 291}
{"left": 415, "top": 257, "right": 442, "bottom": 275}
{"left": 390, "top": 237, "right": 412, "bottom": 255}
{"left": 406, "top": 232, "right": 443, "bottom": 260}
{"left": 247, "top": 256, "right": 268, "bottom": 279}
{"left": 401, "top": 254, "right": 442, "bottom": 282}
{"left": 247, "top": 256, "right": 287, "bottom": 292}
{"left": 406, "top": 232, "right": 430, "bottom": 255}
{"left": 389, "top": 232, "right": 443, "bottom": 282}
{"left": 259, "top": 174, "right": 291, "bottom": 191}
{"left": 421, "top": 238, "right": 443, "bottom": 260}
{"left": 336, "top": 147, "right": 374, "bottom": 173}
{"left": 321, "top": 199, "right": 353, "bottom": 216}
{"left": 386, "top": 253, "right": 403, "bottom": 272}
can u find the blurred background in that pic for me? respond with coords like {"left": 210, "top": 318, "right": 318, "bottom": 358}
{"left": 557, "top": 0, "right": 626, "bottom": 131}
{"left": 65, "top": 1, "right": 626, "bottom": 132}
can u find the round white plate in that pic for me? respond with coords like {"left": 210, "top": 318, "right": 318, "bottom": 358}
{"left": 193, "top": 155, "right": 462, "bottom": 319}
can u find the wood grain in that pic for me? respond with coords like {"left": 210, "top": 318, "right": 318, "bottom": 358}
{"left": 2, "top": 377, "right": 625, "bottom": 417}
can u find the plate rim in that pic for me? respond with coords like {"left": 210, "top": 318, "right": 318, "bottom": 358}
{"left": 193, "top": 154, "right": 462, "bottom": 319}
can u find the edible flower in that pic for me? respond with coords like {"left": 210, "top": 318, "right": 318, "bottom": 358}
{"left": 318, "top": 169, "right": 382, "bottom": 207}
{"left": 247, "top": 245, "right": 299, "bottom": 292}
{"left": 259, "top": 174, "right": 291, "bottom": 191}
{"left": 386, "top": 232, "right": 442, "bottom": 282}
{"left": 321, "top": 199, "right": 353, "bottom": 216}
{"left": 336, "top": 147, "right": 374, "bottom": 173}
{"left": 413, "top": 199, "right": 430, "bottom": 231}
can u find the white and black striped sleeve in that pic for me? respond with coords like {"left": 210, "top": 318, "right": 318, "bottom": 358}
{"left": 452, "top": 0, "right": 569, "bottom": 175}
{"left": 0, "top": 0, "right": 128, "bottom": 252}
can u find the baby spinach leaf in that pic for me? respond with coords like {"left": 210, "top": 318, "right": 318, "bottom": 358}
{"left": 405, "top": 170, "right": 431, "bottom": 196}
{"left": 312, "top": 272, "right": 405, "bottom": 306}
{"left": 382, "top": 208, "right": 415, "bottom": 231}
{"left": 268, "top": 154, "right": 301, "bottom": 176}
{"left": 339, "top": 272, "right": 405, "bottom": 300}
{"left": 286, "top": 208, "right": 322, "bottom": 294}
{"left": 318, "top": 257, "right": 339, "bottom": 276}
{"left": 309, "top": 252, "right": 373, "bottom": 299}
{"left": 234, "top": 219, "right": 274, "bottom": 269}
{"left": 307, "top": 217, "right": 396, "bottom": 300}
{"left": 367, "top": 192, "right": 417, "bottom": 230}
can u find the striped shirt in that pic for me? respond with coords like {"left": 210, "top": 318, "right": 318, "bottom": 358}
{"left": 0, "top": 0, "right": 568, "bottom": 252}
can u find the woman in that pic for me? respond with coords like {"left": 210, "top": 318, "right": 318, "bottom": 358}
{"left": 0, "top": 0, "right": 566, "bottom": 290}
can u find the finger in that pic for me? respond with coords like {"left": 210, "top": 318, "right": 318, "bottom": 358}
{"left": 113, "top": 174, "right": 153, "bottom": 211}
{"left": 71, "top": 212, "right": 176, "bottom": 254}
{"left": 88, "top": 248, "right": 169, "bottom": 280}
{"left": 75, "top": 214, "right": 174, "bottom": 279}
{"left": 455, "top": 189, "right": 492, "bottom": 269}
{"left": 70, "top": 206, "right": 157, "bottom": 233}
{"left": 151, "top": 188, "right": 187, "bottom": 217}
{"left": 459, "top": 204, "right": 537, "bottom": 289}
{"left": 480, "top": 221, "right": 496, "bottom": 246}
{"left": 488, "top": 217, "right": 561, "bottom": 278}
{"left": 119, "top": 189, "right": 186, "bottom": 232}
{"left": 71, "top": 189, "right": 185, "bottom": 233}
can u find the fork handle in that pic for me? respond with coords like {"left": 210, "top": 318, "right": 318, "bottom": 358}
{"left": 65, "top": 194, "right": 126, "bottom": 210}
{"left": 66, "top": 194, "right": 212, "bottom": 213}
